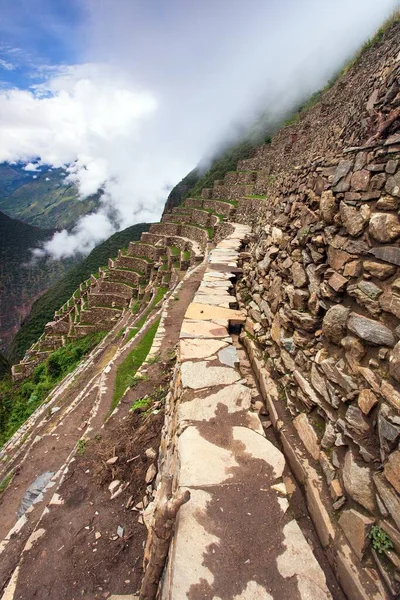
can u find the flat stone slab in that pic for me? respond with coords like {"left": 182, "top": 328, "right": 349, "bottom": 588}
{"left": 218, "top": 345, "right": 239, "bottom": 367}
{"left": 180, "top": 320, "right": 229, "bottom": 339}
{"left": 178, "top": 383, "right": 252, "bottom": 424}
{"left": 178, "top": 427, "right": 239, "bottom": 486}
{"left": 193, "top": 294, "right": 234, "bottom": 307}
{"left": 180, "top": 339, "right": 228, "bottom": 361}
{"left": 185, "top": 303, "right": 245, "bottom": 323}
{"left": 181, "top": 361, "right": 241, "bottom": 389}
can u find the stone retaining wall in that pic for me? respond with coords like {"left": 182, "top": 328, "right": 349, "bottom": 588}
{"left": 150, "top": 222, "right": 180, "bottom": 237}
{"left": 180, "top": 224, "right": 208, "bottom": 249}
{"left": 127, "top": 241, "right": 162, "bottom": 261}
{"left": 237, "top": 138, "right": 400, "bottom": 596}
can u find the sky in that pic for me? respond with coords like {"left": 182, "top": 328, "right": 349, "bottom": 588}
{"left": 0, "top": 0, "right": 399, "bottom": 259}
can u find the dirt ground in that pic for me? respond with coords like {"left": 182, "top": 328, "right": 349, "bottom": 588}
{"left": 0, "top": 265, "right": 205, "bottom": 599}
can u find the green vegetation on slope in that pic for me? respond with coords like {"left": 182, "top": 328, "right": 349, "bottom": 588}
{"left": 0, "top": 211, "right": 76, "bottom": 353}
{"left": 112, "top": 318, "right": 160, "bottom": 411}
{"left": 0, "top": 163, "right": 100, "bottom": 230}
{"left": 0, "top": 332, "right": 104, "bottom": 447}
{"left": 10, "top": 222, "right": 152, "bottom": 362}
{"left": 127, "top": 286, "right": 168, "bottom": 342}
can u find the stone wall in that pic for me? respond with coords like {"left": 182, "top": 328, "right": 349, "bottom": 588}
{"left": 114, "top": 253, "right": 152, "bottom": 275}
{"left": 128, "top": 241, "right": 162, "bottom": 261}
{"left": 88, "top": 293, "right": 129, "bottom": 309}
{"left": 191, "top": 208, "right": 211, "bottom": 227}
{"left": 202, "top": 199, "right": 234, "bottom": 217}
{"left": 180, "top": 224, "right": 208, "bottom": 249}
{"left": 150, "top": 223, "right": 180, "bottom": 237}
{"left": 237, "top": 137, "right": 400, "bottom": 595}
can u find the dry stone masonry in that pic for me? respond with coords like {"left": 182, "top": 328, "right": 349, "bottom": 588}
{"left": 144, "top": 224, "right": 335, "bottom": 600}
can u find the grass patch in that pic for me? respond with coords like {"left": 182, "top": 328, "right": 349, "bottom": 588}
{"left": 0, "top": 332, "right": 105, "bottom": 448}
{"left": 169, "top": 246, "right": 180, "bottom": 256}
{"left": 112, "top": 318, "right": 160, "bottom": 411}
{"left": 131, "top": 300, "right": 140, "bottom": 314}
{"left": 127, "top": 287, "right": 167, "bottom": 341}
{"left": 0, "top": 471, "right": 14, "bottom": 496}
{"left": 77, "top": 438, "right": 87, "bottom": 455}
{"left": 129, "top": 396, "right": 152, "bottom": 412}
{"left": 154, "top": 286, "right": 168, "bottom": 305}
{"left": 183, "top": 250, "right": 190, "bottom": 261}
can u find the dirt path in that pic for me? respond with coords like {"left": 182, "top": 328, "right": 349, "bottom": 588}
{"left": 0, "top": 264, "right": 205, "bottom": 599}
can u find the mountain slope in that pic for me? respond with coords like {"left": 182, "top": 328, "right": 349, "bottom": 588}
{"left": 0, "top": 211, "right": 75, "bottom": 352}
{"left": 0, "top": 163, "right": 100, "bottom": 230}
{"left": 9, "top": 221, "right": 151, "bottom": 361}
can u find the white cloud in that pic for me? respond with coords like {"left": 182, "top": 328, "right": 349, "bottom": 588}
{"left": 24, "top": 162, "right": 39, "bottom": 171}
{"left": 1, "top": 0, "right": 398, "bottom": 259}
{"left": 0, "top": 57, "right": 15, "bottom": 71}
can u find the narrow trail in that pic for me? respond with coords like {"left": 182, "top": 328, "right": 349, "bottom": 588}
{"left": 0, "top": 263, "right": 205, "bottom": 599}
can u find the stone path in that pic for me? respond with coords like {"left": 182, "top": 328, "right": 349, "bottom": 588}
{"left": 160, "top": 224, "right": 334, "bottom": 599}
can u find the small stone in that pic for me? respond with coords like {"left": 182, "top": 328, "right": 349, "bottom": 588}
{"left": 108, "top": 480, "right": 121, "bottom": 493}
{"left": 322, "top": 305, "right": 350, "bottom": 344}
{"left": 319, "top": 190, "right": 337, "bottom": 224}
{"left": 385, "top": 171, "right": 400, "bottom": 197}
{"left": 343, "top": 450, "right": 375, "bottom": 512}
{"left": 369, "top": 213, "right": 400, "bottom": 243}
{"left": 145, "top": 463, "right": 157, "bottom": 483}
{"left": 386, "top": 160, "right": 398, "bottom": 174}
{"left": 328, "top": 271, "right": 348, "bottom": 293}
{"left": 338, "top": 509, "right": 374, "bottom": 559}
{"left": 358, "top": 389, "right": 379, "bottom": 415}
{"left": 330, "top": 479, "right": 343, "bottom": 502}
{"left": 340, "top": 202, "right": 370, "bottom": 236}
{"left": 343, "top": 260, "right": 361, "bottom": 278}
{"left": 341, "top": 335, "right": 366, "bottom": 363}
{"left": 351, "top": 169, "right": 370, "bottom": 191}
{"left": 363, "top": 261, "right": 396, "bottom": 280}
{"left": 95, "top": 531, "right": 102, "bottom": 540}
{"left": 345, "top": 405, "right": 370, "bottom": 436}
{"left": 381, "top": 381, "right": 400, "bottom": 411}
{"left": 106, "top": 457, "right": 118, "bottom": 465}
{"left": 357, "top": 280, "right": 382, "bottom": 300}
{"left": 376, "top": 195, "right": 400, "bottom": 210}
{"left": 347, "top": 312, "right": 395, "bottom": 347}
{"left": 369, "top": 246, "right": 400, "bottom": 266}
{"left": 321, "top": 422, "right": 336, "bottom": 449}
{"left": 292, "top": 262, "right": 307, "bottom": 288}
{"left": 293, "top": 413, "right": 320, "bottom": 459}
{"left": 384, "top": 450, "right": 400, "bottom": 494}
{"left": 374, "top": 472, "right": 400, "bottom": 529}
{"left": 389, "top": 342, "right": 400, "bottom": 383}
{"left": 332, "top": 160, "right": 353, "bottom": 186}
{"left": 117, "top": 526, "right": 124, "bottom": 538}
{"left": 320, "top": 451, "right": 336, "bottom": 484}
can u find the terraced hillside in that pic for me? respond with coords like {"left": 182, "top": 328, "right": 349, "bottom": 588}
{"left": 1, "top": 14, "right": 400, "bottom": 600}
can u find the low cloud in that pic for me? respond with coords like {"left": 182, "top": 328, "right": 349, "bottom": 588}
{"left": 0, "top": 0, "right": 398, "bottom": 259}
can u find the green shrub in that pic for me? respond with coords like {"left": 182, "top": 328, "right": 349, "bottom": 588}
{"left": 0, "top": 332, "right": 105, "bottom": 447}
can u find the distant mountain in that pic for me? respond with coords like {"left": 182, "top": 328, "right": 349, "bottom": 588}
{"left": 9, "top": 221, "right": 151, "bottom": 361}
{"left": 0, "top": 211, "right": 76, "bottom": 353}
{"left": 0, "top": 163, "right": 100, "bottom": 230}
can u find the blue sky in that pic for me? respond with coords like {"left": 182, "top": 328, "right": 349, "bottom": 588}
{"left": 0, "top": 0, "right": 84, "bottom": 88}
